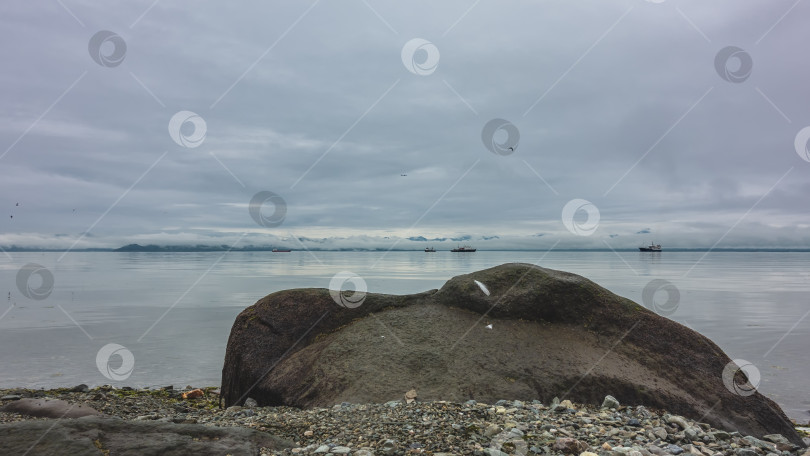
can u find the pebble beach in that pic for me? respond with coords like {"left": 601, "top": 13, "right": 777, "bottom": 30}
{"left": 2, "top": 386, "right": 808, "bottom": 456}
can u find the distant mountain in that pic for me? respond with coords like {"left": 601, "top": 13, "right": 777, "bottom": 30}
{"left": 115, "top": 244, "right": 270, "bottom": 252}
{"left": 406, "top": 235, "right": 473, "bottom": 242}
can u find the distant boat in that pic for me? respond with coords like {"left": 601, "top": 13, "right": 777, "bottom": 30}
{"left": 451, "top": 245, "right": 476, "bottom": 252}
{"left": 272, "top": 249, "right": 292, "bottom": 252}
{"left": 639, "top": 242, "right": 662, "bottom": 252}
{"left": 424, "top": 247, "right": 436, "bottom": 252}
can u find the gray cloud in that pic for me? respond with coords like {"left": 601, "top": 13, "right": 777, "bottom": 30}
{"left": 1, "top": 1, "right": 809, "bottom": 250}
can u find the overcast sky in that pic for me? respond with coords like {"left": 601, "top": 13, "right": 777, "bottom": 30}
{"left": 1, "top": 0, "right": 809, "bottom": 250}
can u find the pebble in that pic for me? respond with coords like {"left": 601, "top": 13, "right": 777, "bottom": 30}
{"left": 553, "top": 437, "right": 587, "bottom": 454}
{"left": 652, "top": 427, "right": 668, "bottom": 440}
{"left": 667, "top": 415, "right": 690, "bottom": 430}
{"left": 69, "top": 384, "right": 89, "bottom": 393}
{"left": 602, "top": 395, "right": 620, "bottom": 409}
{"left": 763, "top": 434, "right": 791, "bottom": 445}
{"left": 484, "top": 424, "right": 502, "bottom": 437}
{"left": 0, "top": 386, "right": 805, "bottom": 456}
{"left": 735, "top": 449, "right": 758, "bottom": 456}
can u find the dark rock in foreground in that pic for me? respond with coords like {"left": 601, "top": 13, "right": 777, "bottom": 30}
{"left": 221, "top": 263, "right": 804, "bottom": 446}
{"left": 0, "top": 415, "right": 292, "bottom": 456}
{"left": 0, "top": 397, "right": 100, "bottom": 418}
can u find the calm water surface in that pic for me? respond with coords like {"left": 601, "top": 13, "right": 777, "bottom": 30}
{"left": 0, "top": 251, "right": 807, "bottom": 421}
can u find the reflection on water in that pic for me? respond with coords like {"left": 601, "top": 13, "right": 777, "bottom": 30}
{"left": 0, "top": 251, "right": 808, "bottom": 421}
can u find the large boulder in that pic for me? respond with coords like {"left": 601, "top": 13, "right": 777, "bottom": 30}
{"left": 221, "top": 263, "right": 803, "bottom": 446}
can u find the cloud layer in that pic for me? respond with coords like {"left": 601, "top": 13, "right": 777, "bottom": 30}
{"left": 1, "top": 1, "right": 809, "bottom": 250}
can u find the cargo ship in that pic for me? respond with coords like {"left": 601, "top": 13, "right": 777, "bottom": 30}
{"left": 638, "top": 243, "right": 662, "bottom": 252}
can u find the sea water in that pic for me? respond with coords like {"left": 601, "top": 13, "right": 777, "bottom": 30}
{"left": 0, "top": 250, "right": 807, "bottom": 421}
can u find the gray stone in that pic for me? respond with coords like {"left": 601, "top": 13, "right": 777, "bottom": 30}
{"left": 380, "top": 439, "right": 397, "bottom": 455}
{"left": 647, "top": 445, "right": 667, "bottom": 456}
{"left": 635, "top": 405, "right": 652, "bottom": 418}
{"left": 484, "top": 424, "right": 502, "bottom": 438}
{"left": 684, "top": 426, "right": 701, "bottom": 440}
{"left": 244, "top": 397, "right": 258, "bottom": 408}
{"left": 385, "top": 400, "right": 400, "bottom": 408}
{"left": 314, "top": 445, "right": 330, "bottom": 453}
{"left": 745, "top": 436, "right": 776, "bottom": 451}
{"left": 762, "top": 435, "right": 791, "bottom": 446}
{"left": 332, "top": 446, "right": 351, "bottom": 454}
{"left": 652, "top": 427, "right": 668, "bottom": 440}
{"left": 665, "top": 444, "right": 684, "bottom": 455}
{"left": 553, "top": 437, "right": 587, "bottom": 454}
{"left": 601, "top": 395, "right": 620, "bottom": 409}
{"left": 0, "top": 395, "right": 21, "bottom": 401}
{"left": 666, "top": 415, "right": 689, "bottom": 430}
{"left": 735, "top": 449, "right": 758, "bottom": 456}
{"left": 710, "top": 431, "right": 731, "bottom": 441}
{"left": 508, "top": 428, "right": 525, "bottom": 438}
{"left": 487, "top": 449, "right": 509, "bottom": 456}
{"left": 69, "top": 384, "right": 89, "bottom": 393}
{"left": 355, "top": 450, "right": 375, "bottom": 456}
{"left": 0, "top": 416, "right": 292, "bottom": 455}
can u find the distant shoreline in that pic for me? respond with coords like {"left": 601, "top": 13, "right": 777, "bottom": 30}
{"left": 2, "top": 245, "right": 810, "bottom": 253}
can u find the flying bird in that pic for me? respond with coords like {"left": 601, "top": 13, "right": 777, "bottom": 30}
{"left": 508, "top": 146, "right": 514, "bottom": 151}
{"left": 485, "top": 323, "right": 493, "bottom": 330}
{"left": 15, "top": 203, "right": 19, "bottom": 206}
